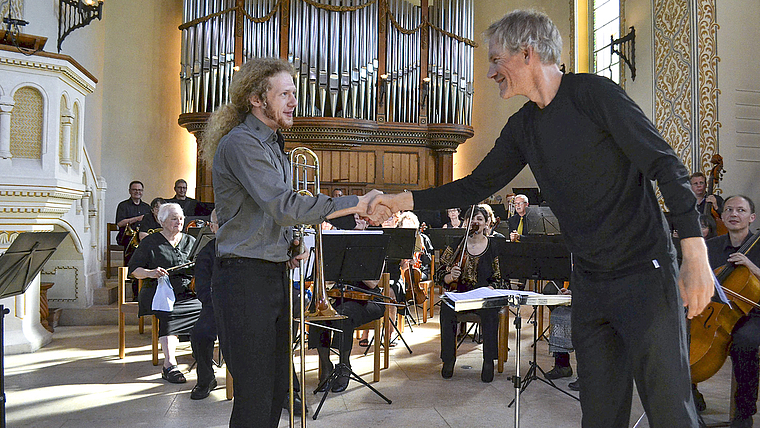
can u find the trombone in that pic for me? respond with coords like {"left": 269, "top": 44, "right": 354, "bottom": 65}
{"left": 288, "top": 147, "right": 344, "bottom": 427}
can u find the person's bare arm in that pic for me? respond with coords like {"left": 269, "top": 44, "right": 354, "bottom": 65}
{"left": 678, "top": 237, "right": 715, "bottom": 318}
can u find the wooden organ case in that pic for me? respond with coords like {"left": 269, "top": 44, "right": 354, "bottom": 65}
{"left": 178, "top": 0, "right": 475, "bottom": 200}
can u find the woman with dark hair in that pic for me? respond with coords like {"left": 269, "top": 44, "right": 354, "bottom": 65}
{"left": 128, "top": 202, "right": 202, "bottom": 384}
{"left": 435, "top": 204, "right": 505, "bottom": 382}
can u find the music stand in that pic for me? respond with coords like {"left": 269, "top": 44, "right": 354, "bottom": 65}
{"left": 312, "top": 232, "right": 392, "bottom": 419}
{"left": 492, "top": 238, "right": 577, "bottom": 405}
{"left": 0, "top": 232, "right": 68, "bottom": 428}
{"left": 378, "top": 228, "right": 418, "bottom": 345}
{"left": 525, "top": 206, "right": 561, "bottom": 236}
{"left": 187, "top": 225, "right": 215, "bottom": 262}
{"left": 427, "top": 228, "right": 466, "bottom": 251}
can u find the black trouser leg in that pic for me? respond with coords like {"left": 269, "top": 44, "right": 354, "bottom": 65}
{"left": 213, "top": 258, "right": 289, "bottom": 428}
{"left": 439, "top": 304, "right": 458, "bottom": 363}
{"left": 191, "top": 305, "right": 217, "bottom": 386}
{"left": 730, "top": 311, "right": 760, "bottom": 418}
{"left": 572, "top": 259, "right": 697, "bottom": 428}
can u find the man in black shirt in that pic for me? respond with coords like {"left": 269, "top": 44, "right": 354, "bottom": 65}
{"left": 115, "top": 180, "right": 152, "bottom": 298}
{"left": 167, "top": 179, "right": 198, "bottom": 216}
{"left": 691, "top": 172, "right": 724, "bottom": 215}
{"left": 369, "top": 9, "right": 714, "bottom": 428}
{"left": 705, "top": 195, "right": 760, "bottom": 428}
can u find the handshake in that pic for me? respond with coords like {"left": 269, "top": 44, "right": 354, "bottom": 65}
{"left": 345, "top": 189, "right": 415, "bottom": 226}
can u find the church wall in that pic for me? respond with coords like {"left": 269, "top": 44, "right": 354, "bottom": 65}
{"left": 463, "top": 1, "right": 572, "bottom": 204}
{"left": 715, "top": 1, "right": 760, "bottom": 211}
{"left": 100, "top": 1, "right": 197, "bottom": 220}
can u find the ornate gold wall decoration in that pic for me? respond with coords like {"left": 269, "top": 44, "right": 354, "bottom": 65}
{"left": 653, "top": 0, "right": 720, "bottom": 177}
{"left": 696, "top": 1, "right": 720, "bottom": 177}
{"left": 10, "top": 86, "right": 44, "bottom": 159}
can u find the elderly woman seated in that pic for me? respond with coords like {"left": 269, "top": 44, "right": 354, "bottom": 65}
{"left": 128, "top": 202, "right": 202, "bottom": 383}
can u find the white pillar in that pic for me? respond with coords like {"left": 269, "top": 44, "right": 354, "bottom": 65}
{"left": 60, "top": 107, "right": 73, "bottom": 167}
{"left": 0, "top": 95, "right": 13, "bottom": 159}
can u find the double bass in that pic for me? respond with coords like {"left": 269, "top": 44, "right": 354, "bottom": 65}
{"left": 690, "top": 231, "right": 760, "bottom": 383}
{"left": 702, "top": 154, "right": 728, "bottom": 236}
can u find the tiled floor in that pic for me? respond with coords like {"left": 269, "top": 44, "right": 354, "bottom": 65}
{"left": 5, "top": 306, "right": 747, "bottom": 427}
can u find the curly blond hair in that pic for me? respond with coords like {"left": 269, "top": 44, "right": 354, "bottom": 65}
{"left": 200, "top": 58, "right": 295, "bottom": 165}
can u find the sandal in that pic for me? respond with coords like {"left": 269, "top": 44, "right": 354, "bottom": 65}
{"left": 358, "top": 339, "right": 369, "bottom": 347}
{"left": 162, "top": 365, "right": 186, "bottom": 384}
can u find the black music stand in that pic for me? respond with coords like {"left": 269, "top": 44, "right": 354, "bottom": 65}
{"left": 0, "top": 232, "right": 68, "bottom": 428}
{"left": 493, "top": 239, "right": 578, "bottom": 405}
{"left": 379, "top": 228, "right": 418, "bottom": 345}
{"left": 525, "top": 206, "right": 561, "bottom": 236}
{"left": 427, "top": 228, "right": 466, "bottom": 251}
{"left": 312, "top": 232, "right": 392, "bottom": 420}
{"left": 187, "top": 225, "right": 215, "bottom": 262}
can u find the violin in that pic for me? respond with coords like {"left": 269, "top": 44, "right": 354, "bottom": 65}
{"left": 690, "top": 230, "right": 760, "bottom": 383}
{"left": 703, "top": 154, "right": 728, "bottom": 236}
{"left": 447, "top": 208, "right": 480, "bottom": 292}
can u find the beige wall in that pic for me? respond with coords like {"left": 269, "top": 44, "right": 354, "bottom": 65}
{"left": 715, "top": 1, "right": 760, "bottom": 207}
{"left": 462, "top": 1, "right": 573, "bottom": 203}
{"left": 101, "top": 0, "right": 197, "bottom": 218}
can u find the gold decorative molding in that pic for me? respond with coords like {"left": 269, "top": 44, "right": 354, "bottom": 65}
{"left": 696, "top": 1, "right": 721, "bottom": 175}
{"left": 653, "top": 0, "right": 720, "bottom": 176}
{"left": 0, "top": 55, "right": 96, "bottom": 94}
{"left": 41, "top": 266, "right": 79, "bottom": 302}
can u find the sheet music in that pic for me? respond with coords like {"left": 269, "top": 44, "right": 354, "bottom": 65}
{"left": 443, "top": 288, "right": 570, "bottom": 311}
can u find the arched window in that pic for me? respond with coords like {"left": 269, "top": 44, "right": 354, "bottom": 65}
{"left": 10, "top": 87, "right": 44, "bottom": 159}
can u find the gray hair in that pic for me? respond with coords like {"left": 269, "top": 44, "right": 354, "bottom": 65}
{"left": 484, "top": 9, "right": 562, "bottom": 65}
{"left": 158, "top": 202, "right": 184, "bottom": 225}
{"left": 515, "top": 194, "right": 529, "bottom": 204}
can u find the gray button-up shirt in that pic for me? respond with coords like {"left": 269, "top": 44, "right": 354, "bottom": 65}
{"left": 213, "top": 114, "right": 359, "bottom": 261}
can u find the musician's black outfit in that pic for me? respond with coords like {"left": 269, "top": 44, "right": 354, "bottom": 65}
{"left": 167, "top": 196, "right": 198, "bottom": 216}
{"left": 706, "top": 233, "right": 760, "bottom": 424}
{"left": 435, "top": 240, "right": 505, "bottom": 381}
{"left": 127, "top": 232, "right": 202, "bottom": 337}
{"left": 212, "top": 113, "right": 358, "bottom": 427}
{"left": 116, "top": 198, "right": 151, "bottom": 297}
{"left": 308, "top": 282, "right": 385, "bottom": 391}
{"left": 413, "top": 73, "right": 701, "bottom": 427}
{"left": 190, "top": 238, "right": 218, "bottom": 398}
{"left": 697, "top": 194, "right": 724, "bottom": 216}
{"left": 506, "top": 212, "right": 528, "bottom": 237}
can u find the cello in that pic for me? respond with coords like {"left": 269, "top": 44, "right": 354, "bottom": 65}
{"left": 703, "top": 154, "right": 728, "bottom": 236}
{"left": 689, "top": 230, "right": 760, "bottom": 383}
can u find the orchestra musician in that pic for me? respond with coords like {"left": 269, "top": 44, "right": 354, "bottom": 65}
{"left": 369, "top": 9, "right": 713, "bottom": 427}
{"left": 443, "top": 207, "right": 463, "bottom": 228}
{"left": 128, "top": 203, "right": 202, "bottom": 385}
{"left": 167, "top": 178, "right": 198, "bottom": 216}
{"left": 137, "top": 197, "right": 165, "bottom": 241}
{"left": 691, "top": 172, "right": 724, "bottom": 216}
{"left": 200, "top": 57, "right": 388, "bottom": 427}
{"left": 507, "top": 194, "right": 530, "bottom": 242}
{"left": 435, "top": 204, "right": 506, "bottom": 383}
{"left": 116, "top": 180, "right": 152, "bottom": 299}
{"left": 703, "top": 195, "right": 760, "bottom": 428}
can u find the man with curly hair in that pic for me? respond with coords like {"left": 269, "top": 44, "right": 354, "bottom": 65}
{"left": 202, "top": 58, "right": 389, "bottom": 427}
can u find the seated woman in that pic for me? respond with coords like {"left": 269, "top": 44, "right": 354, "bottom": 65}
{"left": 435, "top": 204, "right": 506, "bottom": 383}
{"left": 442, "top": 207, "right": 462, "bottom": 228}
{"left": 308, "top": 280, "right": 385, "bottom": 393}
{"left": 128, "top": 202, "right": 202, "bottom": 384}
{"left": 138, "top": 197, "right": 165, "bottom": 241}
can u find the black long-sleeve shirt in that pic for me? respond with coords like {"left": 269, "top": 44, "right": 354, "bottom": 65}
{"left": 415, "top": 73, "right": 700, "bottom": 275}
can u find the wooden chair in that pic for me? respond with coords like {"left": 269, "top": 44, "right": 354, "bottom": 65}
{"left": 354, "top": 272, "right": 392, "bottom": 382}
{"left": 106, "top": 223, "right": 123, "bottom": 279}
{"left": 117, "top": 267, "right": 159, "bottom": 365}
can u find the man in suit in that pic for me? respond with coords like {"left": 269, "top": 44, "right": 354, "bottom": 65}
{"left": 507, "top": 194, "right": 530, "bottom": 242}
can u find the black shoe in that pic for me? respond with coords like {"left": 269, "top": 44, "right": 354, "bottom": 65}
{"left": 544, "top": 365, "right": 572, "bottom": 380}
{"left": 481, "top": 360, "right": 494, "bottom": 383}
{"left": 692, "top": 383, "right": 706, "bottom": 413}
{"left": 162, "top": 365, "right": 186, "bottom": 384}
{"left": 316, "top": 361, "right": 334, "bottom": 393}
{"left": 730, "top": 416, "right": 753, "bottom": 428}
{"left": 331, "top": 367, "right": 350, "bottom": 393}
{"left": 190, "top": 378, "right": 217, "bottom": 400}
{"left": 441, "top": 361, "right": 455, "bottom": 379}
{"left": 282, "top": 394, "right": 307, "bottom": 416}
{"left": 568, "top": 378, "right": 580, "bottom": 392}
